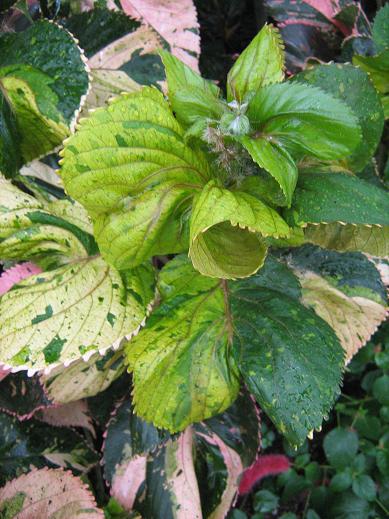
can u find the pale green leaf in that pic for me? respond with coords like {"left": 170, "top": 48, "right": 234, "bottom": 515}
{"left": 304, "top": 223, "right": 389, "bottom": 257}
{"left": 189, "top": 180, "right": 289, "bottom": 278}
{"left": 161, "top": 50, "right": 226, "bottom": 128}
{"left": 41, "top": 349, "right": 126, "bottom": 404}
{"left": 60, "top": 87, "right": 211, "bottom": 270}
{"left": 247, "top": 82, "right": 361, "bottom": 161}
{"left": 353, "top": 50, "right": 389, "bottom": 95}
{"left": 0, "top": 257, "right": 154, "bottom": 373}
{"left": 227, "top": 24, "right": 285, "bottom": 102}
{"left": 238, "top": 135, "right": 298, "bottom": 206}
{"left": 125, "top": 256, "right": 240, "bottom": 431}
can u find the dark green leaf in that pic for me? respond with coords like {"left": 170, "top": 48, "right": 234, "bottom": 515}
{"left": 372, "top": 4, "right": 389, "bottom": 53}
{"left": 329, "top": 491, "right": 370, "bottom": 519}
{"left": 352, "top": 474, "right": 376, "bottom": 501}
{"left": 323, "top": 428, "right": 359, "bottom": 469}
{"left": 0, "top": 372, "right": 51, "bottom": 419}
{"left": 372, "top": 375, "right": 389, "bottom": 405}
{"left": 330, "top": 471, "right": 352, "bottom": 492}
{"left": 254, "top": 489, "right": 279, "bottom": 513}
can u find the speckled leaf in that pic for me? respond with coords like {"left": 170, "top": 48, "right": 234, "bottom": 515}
{"left": 0, "top": 175, "right": 97, "bottom": 263}
{"left": 136, "top": 428, "right": 202, "bottom": 519}
{"left": 287, "top": 245, "right": 387, "bottom": 361}
{"left": 0, "top": 257, "right": 154, "bottom": 373}
{"left": 37, "top": 400, "right": 95, "bottom": 436}
{"left": 0, "top": 372, "right": 52, "bottom": 420}
{"left": 125, "top": 255, "right": 240, "bottom": 432}
{"left": 0, "top": 21, "right": 89, "bottom": 177}
{"left": 286, "top": 172, "right": 389, "bottom": 228}
{"left": 120, "top": 0, "right": 200, "bottom": 71}
{"left": 41, "top": 349, "right": 126, "bottom": 404}
{"left": 60, "top": 87, "right": 211, "bottom": 270}
{"left": 0, "top": 413, "right": 98, "bottom": 485}
{"left": 231, "top": 263, "right": 344, "bottom": 445}
{"left": 0, "top": 468, "right": 103, "bottom": 518}
{"left": 161, "top": 50, "right": 226, "bottom": 128}
{"left": 227, "top": 24, "right": 285, "bottom": 102}
{"left": 247, "top": 82, "right": 361, "bottom": 161}
{"left": 304, "top": 223, "right": 389, "bottom": 257}
{"left": 189, "top": 180, "right": 289, "bottom": 279}
{"left": 295, "top": 63, "right": 384, "bottom": 171}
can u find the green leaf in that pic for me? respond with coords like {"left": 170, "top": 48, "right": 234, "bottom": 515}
{"left": 304, "top": 223, "right": 389, "bottom": 257}
{"left": 238, "top": 135, "right": 298, "bottom": 206}
{"left": 294, "top": 63, "right": 384, "bottom": 171}
{"left": 353, "top": 50, "right": 389, "bottom": 96}
{"left": 286, "top": 172, "right": 389, "bottom": 227}
{"left": 254, "top": 490, "right": 279, "bottom": 513}
{"left": 246, "top": 82, "right": 361, "bottom": 161}
{"left": 161, "top": 50, "right": 226, "bottom": 128}
{"left": 126, "top": 256, "right": 240, "bottom": 431}
{"left": 329, "top": 491, "right": 370, "bottom": 519}
{"left": 41, "top": 349, "right": 126, "bottom": 404}
{"left": 232, "top": 266, "right": 344, "bottom": 445}
{"left": 0, "top": 21, "right": 89, "bottom": 178}
{"left": 330, "top": 471, "right": 352, "bottom": 492}
{"left": 0, "top": 412, "right": 98, "bottom": 485}
{"left": 372, "top": 375, "right": 389, "bottom": 405}
{"left": 60, "top": 87, "right": 211, "bottom": 270}
{"left": 372, "top": 4, "right": 389, "bottom": 52}
{"left": 189, "top": 180, "right": 289, "bottom": 279}
{"left": 323, "top": 428, "right": 359, "bottom": 470}
{"left": 227, "top": 24, "right": 285, "bottom": 102}
{"left": 0, "top": 257, "right": 154, "bottom": 372}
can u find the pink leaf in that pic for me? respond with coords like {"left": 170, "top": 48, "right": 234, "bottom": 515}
{"left": 120, "top": 0, "right": 200, "bottom": 70}
{"left": 0, "top": 366, "right": 10, "bottom": 382}
{"left": 238, "top": 454, "right": 290, "bottom": 495}
{"left": 0, "top": 467, "right": 104, "bottom": 518}
{"left": 111, "top": 455, "right": 147, "bottom": 511}
{"left": 0, "top": 262, "right": 42, "bottom": 296}
{"left": 38, "top": 400, "right": 96, "bottom": 437}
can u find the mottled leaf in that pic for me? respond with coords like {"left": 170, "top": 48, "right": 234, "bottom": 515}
{"left": 37, "top": 400, "right": 95, "bottom": 436}
{"left": 120, "top": 0, "right": 200, "bottom": 70}
{"left": 0, "top": 468, "right": 103, "bottom": 518}
{"left": 0, "top": 413, "right": 98, "bottom": 485}
{"left": 60, "top": 87, "right": 211, "bottom": 270}
{"left": 0, "top": 372, "right": 51, "bottom": 420}
{"left": 126, "top": 255, "right": 240, "bottom": 432}
{"left": 0, "top": 21, "right": 89, "bottom": 177}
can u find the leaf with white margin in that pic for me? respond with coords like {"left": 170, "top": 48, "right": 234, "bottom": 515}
{"left": 304, "top": 223, "right": 389, "bottom": 258}
{"left": 227, "top": 24, "right": 285, "bottom": 102}
{"left": 60, "top": 87, "right": 211, "bottom": 270}
{"left": 0, "top": 257, "right": 154, "bottom": 373}
{"left": 297, "top": 272, "right": 387, "bottom": 363}
{"left": 0, "top": 413, "right": 98, "bottom": 485}
{"left": 20, "top": 159, "right": 63, "bottom": 189}
{"left": 120, "top": 0, "right": 200, "bottom": 71}
{"left": 0, "top": 20, "right": 90, "bottom": 178}
{"left": 0, "top": 468, "right": 103, "bottom": 518}
{"left": 41, "top": 349, "right": 126, "bottom": 404}
{"left": 189, "top": 179, "right": 289, "bottom": 279}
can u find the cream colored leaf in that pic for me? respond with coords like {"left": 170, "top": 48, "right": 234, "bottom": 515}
{"left": 298, "top": 271, "right": 387, "bottom": 362}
